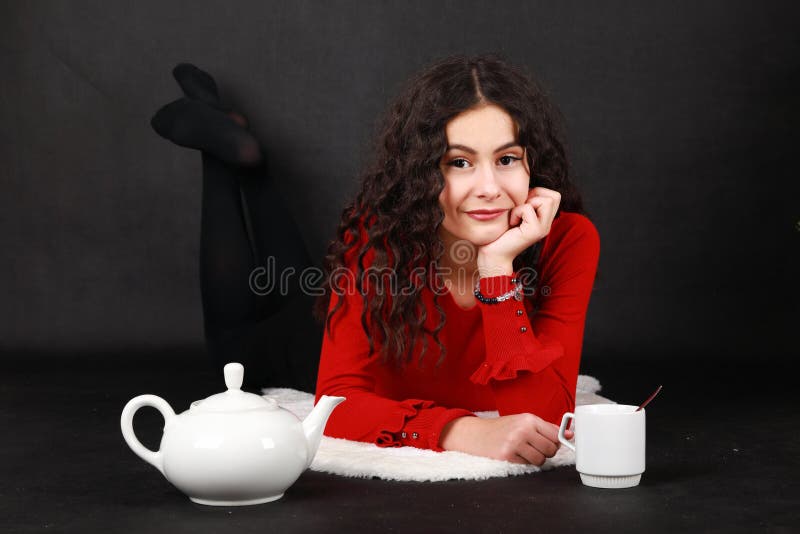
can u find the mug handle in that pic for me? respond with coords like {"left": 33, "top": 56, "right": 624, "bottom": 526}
{"left": 558, "top": 412, "right": 575, "bottom": 451}
{"left": 120, "top": 394, "right": 175, "bottom": 475}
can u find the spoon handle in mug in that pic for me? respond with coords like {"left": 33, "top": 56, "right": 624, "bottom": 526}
{"left": 636, "top": 385, "right": 663, "bottom": 411}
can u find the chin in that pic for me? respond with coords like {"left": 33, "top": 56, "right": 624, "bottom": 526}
{"left": 465, "top": 227, "right": 507, "bottom": 247}
{"left": 441, "top": 220, "right": 507, "bottom": 247}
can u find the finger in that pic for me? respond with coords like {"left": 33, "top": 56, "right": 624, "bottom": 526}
{"left": 509, "top": 204, "right": 524, "bottom": 227}
{"left": 527, "top": 196, "right": 557, "bottom": 228}
{"left": 530, "top": 187, "right": 562, "bottom": 202}
{"left": 537, "top": 422, "right": 561, "bottom": 443}
{"left": 524, "top": 197, "right": 553, "bottom": 227}
{"left": 516, "top": 442, "right": 546, "bottom": 466}
{"left": 526, "top": 194, "right": 555, "bottom": 211}
{"left": 516, "top": 203, "right": 546, "bottom": 239}
{"left": 527, "top": 187, "right": 561, "bottom": 209}
{"left": 525, "top": 195, "right": 551, "bottom": 218}
{"left": 510, "top": 202, "right": 537, "bottom": 227}
{"left": 530, "top": 432, "right": 559, "bottom": 458}
{"left": 509, "top": 192, "right": 558, "bottom": 226}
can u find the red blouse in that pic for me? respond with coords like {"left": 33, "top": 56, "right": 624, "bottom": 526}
{"left": 314, "top": 210, "right": 601, "bottom": 452}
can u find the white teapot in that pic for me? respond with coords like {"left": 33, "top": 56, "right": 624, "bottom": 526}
{"left": 120, "top": 362, "right": 345, "bottom": 506}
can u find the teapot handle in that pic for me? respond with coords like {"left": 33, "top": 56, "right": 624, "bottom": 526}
{"left": 120, "top": 395, "right": 176, "bottom": 475}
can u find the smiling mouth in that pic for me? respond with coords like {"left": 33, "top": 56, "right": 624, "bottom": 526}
{"left": 467, "top": 209, "right": 505, "bottom": 214}
{"left": 466, "top": 209, "right": 507, "bottom": 221}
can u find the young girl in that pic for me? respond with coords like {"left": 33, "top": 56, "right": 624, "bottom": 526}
{"left": 152, "top": 54, "right": 599, "bottom": 467}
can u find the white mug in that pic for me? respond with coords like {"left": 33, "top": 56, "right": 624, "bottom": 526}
{"left": 558, "top": 404, "right": 645, "bottom": 488}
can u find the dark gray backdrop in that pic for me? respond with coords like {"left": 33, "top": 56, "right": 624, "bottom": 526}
{"left": 2, "top": 1, "right": 797, "bottom": 364}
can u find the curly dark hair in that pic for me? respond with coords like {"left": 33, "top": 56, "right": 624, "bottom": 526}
{"left": 312, "top": 52, "right": 592, "bottom": 370}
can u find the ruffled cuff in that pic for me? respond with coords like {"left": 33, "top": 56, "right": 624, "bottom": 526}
{"left": 374, "top": 400, "right": 476, "bottom": 452}
{"left": 472, "top": 272, "right": 565, "bottom": 385}
{"left": 469, "top": 345, "right": 564, "bottom": 385}
{"left": 375, "top": 398, "right": 436, "bottom": 448}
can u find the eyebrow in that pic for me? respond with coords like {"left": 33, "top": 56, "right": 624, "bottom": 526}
{"left": 445, "top": 141, "right": 522, "bottom": 154}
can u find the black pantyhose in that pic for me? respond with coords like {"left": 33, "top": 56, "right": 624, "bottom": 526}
{"left": 151, "top": 63, "right": 321, "bottom": 391}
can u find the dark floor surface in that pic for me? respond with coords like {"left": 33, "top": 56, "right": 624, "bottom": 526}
{"left": 1, "top": 349, "right": 798, "bottom": 533}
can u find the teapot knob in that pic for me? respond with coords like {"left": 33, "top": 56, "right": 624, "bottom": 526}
{"left": 224, "top": 362, "right": 244, "bottom": 390}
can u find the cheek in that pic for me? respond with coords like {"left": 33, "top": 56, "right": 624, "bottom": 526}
{"left": 438, "top": 187, "right": 455, "bottom": 214}
{"left": 513, "top": 178, "right": 530, "bottom": 204}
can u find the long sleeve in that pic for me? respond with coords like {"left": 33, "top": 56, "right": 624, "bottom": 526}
{"left": 315, "top": 251, "right": 475, "bottom": 452}
{"left": 470, "top": 213, "right": 601, "bottom": 425}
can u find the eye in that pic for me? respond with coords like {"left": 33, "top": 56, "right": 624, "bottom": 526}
{"left": 499, "top": 155, "right": 522, "bottom": 166}
{"left": 446, "top": 155, "right": 522, "bottom": 169}
{"left": 447, "top": 158, "right": 470, "bottom": 169}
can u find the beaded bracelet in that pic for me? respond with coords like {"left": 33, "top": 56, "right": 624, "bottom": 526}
{"left": 474, "top": 276, "right": 524, "bottom": 304}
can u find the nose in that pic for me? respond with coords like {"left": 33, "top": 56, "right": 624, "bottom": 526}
{"left": 475, "top": 163, "right": 501, "bottom": 199}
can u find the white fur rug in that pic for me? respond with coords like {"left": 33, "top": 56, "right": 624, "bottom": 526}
{"left": 263, "top": 375, "right": 614, "bottom": 482}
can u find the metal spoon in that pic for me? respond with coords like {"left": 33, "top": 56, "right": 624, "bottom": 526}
{"left": 636, "top": 385, "right": 662, "bottom": 411}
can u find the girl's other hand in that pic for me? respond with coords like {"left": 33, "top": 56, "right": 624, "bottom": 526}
{"left": 440, "top": 412, "right": 572, "bottom": 466}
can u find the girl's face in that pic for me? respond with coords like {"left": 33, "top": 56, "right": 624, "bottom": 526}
{"left": 437, "top": 104, "right": 531, "bottom": 250}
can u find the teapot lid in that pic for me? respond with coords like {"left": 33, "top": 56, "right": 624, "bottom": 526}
{"left": 190, "top": 362, "right": 278, "bottom": 412}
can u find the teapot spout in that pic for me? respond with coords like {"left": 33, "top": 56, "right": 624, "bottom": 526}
{"left": 301, "top": 395, "right": 346, "bottom": 469}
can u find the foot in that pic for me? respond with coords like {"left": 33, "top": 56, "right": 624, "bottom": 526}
{"left": 172, "top": 64, "right": 250, "bottom": 133}
{"left": 172, "top": 63, "right": 223, "bottom": 109}
{"left": 150, "top": 97, "right": 262, "bottom": 167}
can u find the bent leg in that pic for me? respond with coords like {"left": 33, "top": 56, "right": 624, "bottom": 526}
{"left": 200, "top": 153, "right": 321, "bottom": 390}
{"left": 154, "top": 62, "right": 322, "bottom": 389}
